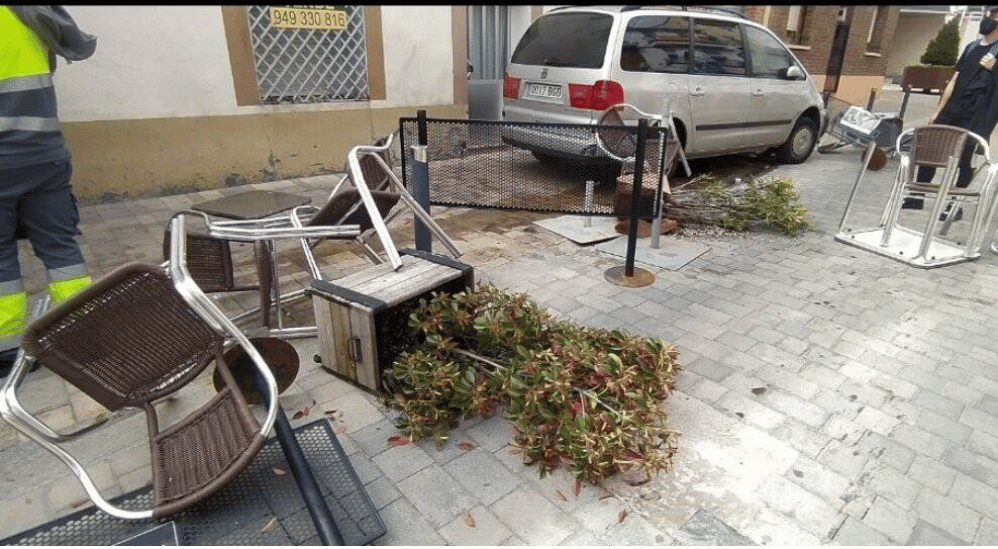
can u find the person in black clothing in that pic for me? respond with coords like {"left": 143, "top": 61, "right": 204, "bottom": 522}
{"left": 903, "top": 6, "right": 998, "bottom": 220}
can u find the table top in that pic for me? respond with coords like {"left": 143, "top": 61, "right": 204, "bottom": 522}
{"left": 191, "top": 190, "right": 311, "bottom": 220}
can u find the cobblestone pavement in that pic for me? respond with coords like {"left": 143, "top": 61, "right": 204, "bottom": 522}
{"left": 5, "top": 89, "right": 998, "bottom": 545}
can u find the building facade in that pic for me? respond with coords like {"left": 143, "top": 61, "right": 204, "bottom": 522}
{"left": 55, "top": 6, "right": 473, "bottom": 201}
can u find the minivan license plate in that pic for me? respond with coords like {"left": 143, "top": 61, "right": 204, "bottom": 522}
{"left": 527, "top": 83, "right": 563, "bottom": 99}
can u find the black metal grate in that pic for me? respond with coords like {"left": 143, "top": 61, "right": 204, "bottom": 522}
{"left": 399, "top": 118, "right": 671, "bottom": 215}
{"left": 2, "top": 420, "right": 385, "bottom": 546}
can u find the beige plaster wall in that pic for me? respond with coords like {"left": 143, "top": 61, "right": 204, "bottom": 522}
{"left": 885, "top": 12, "right": 948, "bottom": 81}
{"left": 64, "top": 104, "right": 466, "bottom": 201}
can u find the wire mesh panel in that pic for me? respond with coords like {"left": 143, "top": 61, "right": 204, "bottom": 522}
{"left": 399, "top": 118, "right": 670, "bottom": 216}
{"left": 246, "top": 6, "right": 368, "bottom": 104}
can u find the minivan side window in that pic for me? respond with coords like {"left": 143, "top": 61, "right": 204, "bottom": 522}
{"left": 692, "top": 18, "right": 746, "bottom": 76}
{"left": 510, "top": 13, "right": 614, "bottom": 69}
{"left": 744, "top": 25, "right": 795, "bottom": 79}
{"left": 620, "top": 16, "right": 690, "bottom": 73}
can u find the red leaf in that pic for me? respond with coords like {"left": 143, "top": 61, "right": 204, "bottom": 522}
{"left": 272, "top": 467, "right": 287, "bottom": 477}
{"left": 554, "top": 490, "right": 567, "bottom": 502}
{"left": 572, "top": 480, "right": 582, "bottom": 497}
{"left": 618, "top": 510, "right": 628, "bottom": 523}
{"left": 457, "top": 441, "right": 476, "bottom": 452}
{"left": 599, "top": 491, "right": 614, "bottom": 501}
{"left": 323, "top": 409, "right": 338, "bottom": 416}
{"left": 293, "top": 405, "right": 311, "bottom": 420}
{"left": 261, "top": 517, "right": 278, "bottom": 533}
{"left": 462, "top": 511, "right": 476, "bottom": 527}
{"left": 387, "top": 435, "right": 411, "bottom": 447}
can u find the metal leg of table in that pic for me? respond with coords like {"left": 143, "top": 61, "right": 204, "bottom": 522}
{"left": 251, "top": 371, "right": 344, "bottom": 546}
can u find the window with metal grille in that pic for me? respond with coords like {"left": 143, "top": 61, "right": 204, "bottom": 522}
{"left": 866, "top": 6, "right": 886, "bottom": 54}
{"left": 785, "top": 5, "right": 809, "bottom": 46}
{"left": 246, "top": 5, "right": 369, "bottom": 104}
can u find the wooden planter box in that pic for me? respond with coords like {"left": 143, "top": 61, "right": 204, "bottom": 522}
{"left": 309, "top": 249, "right": 474, "bottom": 392}
{"left": 901, "top": 66, "right": 955, "bottom": 94}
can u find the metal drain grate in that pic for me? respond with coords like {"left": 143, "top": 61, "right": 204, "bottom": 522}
{"left": 2, "top": 420, "right": 385, "bottom": 546}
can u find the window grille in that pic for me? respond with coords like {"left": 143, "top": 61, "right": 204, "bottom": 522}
{"left": 785, "top": 5, "right": 809, "bottom": 46}
{"left": 866, "top": 6, "right": 885, "bottom": 53}
{"left": 246, "top": 5, "right": 369, "bottom": 104}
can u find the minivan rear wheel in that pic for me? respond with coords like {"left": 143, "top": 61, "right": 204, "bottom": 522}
{"left": 775, "top": 116, "right": 818, "bottom": 164}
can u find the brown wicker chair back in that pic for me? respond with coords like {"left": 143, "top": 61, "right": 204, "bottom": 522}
{"left": 907, "top": 125, "right": 970, "bottom": 178}
{"left": 22, "top": 263, "right": 222, "bottom": 410}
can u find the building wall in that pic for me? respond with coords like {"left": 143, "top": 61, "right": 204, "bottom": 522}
{"left": 51, "top": 6, "right": 466, "bottom": 201}
{"left": 885, "top": 12, "right": 948, "bottom": 81}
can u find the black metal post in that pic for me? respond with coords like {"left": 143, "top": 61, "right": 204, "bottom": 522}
{"left": 251, "top": 372, "right": 344, "bottom": 546}
{"left": 866, "top": 87, "right": 877, "bottom": 111}
{"left": 413, "top": 110, "right": 432, "bottom": 252}
{"left": 625, "top": 118, "right": 649, "bottom": 277}
{"left": 898, "top": 86, "right": 912, "bottom": 121}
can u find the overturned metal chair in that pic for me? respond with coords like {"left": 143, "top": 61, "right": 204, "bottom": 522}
{"left": 162, "top": 222, "right": 275, "bottom": 329}
{"left": 291, "top": 133, "right": 462, "bottom": 273}
{"left": 0, "top": 257, "right": 282, "bottom": 520}
{"left": 836, "top": 124, "right": 998, "bottom": 268}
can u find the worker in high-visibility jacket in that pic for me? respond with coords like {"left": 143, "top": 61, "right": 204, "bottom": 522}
{"left": 0, "top": 6, "right": 97, "bottom": 376}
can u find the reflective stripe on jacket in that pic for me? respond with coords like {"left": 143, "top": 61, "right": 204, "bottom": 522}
{"left": 0, "top": 6, "right": 69, "bottom": 170}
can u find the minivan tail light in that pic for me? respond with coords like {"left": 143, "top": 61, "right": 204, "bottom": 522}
{"left": 568, "top": 80, "right": 624, "bottom": 110}
{"left": 503, "top": 73, "right": 520, "bottom": 99}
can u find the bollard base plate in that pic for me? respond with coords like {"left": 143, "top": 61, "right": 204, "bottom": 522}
{"left": 604, "top": 265, "right": 655, "bottom": 287}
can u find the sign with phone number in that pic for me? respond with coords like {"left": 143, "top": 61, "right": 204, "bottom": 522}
{"left": 269, "top": 6, "right": 347, "bottom": 30}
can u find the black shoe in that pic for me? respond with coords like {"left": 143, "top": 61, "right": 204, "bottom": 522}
{"left": 901, "top": 198, "right": 924, "bottom": 210}
{"left": 0, "top": 349, "right": 16, "bottom": 378}
{"left": 0, "top": 349, "right": 40, "bottom": 379}
{"left": 940, "top": 206, "right": 963, "bottom": 222}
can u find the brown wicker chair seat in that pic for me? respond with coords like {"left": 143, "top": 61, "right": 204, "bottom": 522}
{"left": 18, "top": 263, "right": 272, "bottom": 519}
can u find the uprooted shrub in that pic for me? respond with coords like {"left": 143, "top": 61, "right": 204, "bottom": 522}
{"left": 667, "top": 175, "right": 813, "bottom": 237}
{"left": 380, "top": 284, "right": 679, "bottom": 483}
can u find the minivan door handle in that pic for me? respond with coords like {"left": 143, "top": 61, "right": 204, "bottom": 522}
{"left": 690, "top": 86, "right": 705, "bottom": 97}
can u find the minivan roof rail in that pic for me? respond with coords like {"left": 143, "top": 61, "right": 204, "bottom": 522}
{"left": 547, "top": 5, "right": 748, "bottom": 20}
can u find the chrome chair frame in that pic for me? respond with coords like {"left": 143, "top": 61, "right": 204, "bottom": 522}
{"left": 836, "top": 125, "right": 998, "bottom": 268}
{"left": 0, "top": 215, "right": 283, "bottom": 520}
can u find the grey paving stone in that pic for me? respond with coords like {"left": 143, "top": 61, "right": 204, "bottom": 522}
{"left": 672, "top": 508, "right": 754, "bottom": 546}
{"left": 976, "top": 518, "right": 998, "bottom": 545}
{"left": 912, "top": 487, "right": 981, "bottom": 543}
{"left": 490, "top": 486, "right": 579, "bottom": 546}
{"left": 372, "top": 497, "right": 446, "bottom": 546}
{"left": 831, "top": 516, "right": 891, "bottom": 546}
{"left": 787, "top": 454, "right": 850, "bottom": 501}
{"left": 439, "top": 505, "right": 512, "bottom": 546}
{"left": 458, "top": 411, "right": 513, "bottom": 450}
{"left": 442, "top": 447, "right": 523, "bottom": 506}
{"left": 949, "top": 474, "right": 998, "bottom": 517}
{"left": 941, "top": 446, "right": 998, "bottom": 489}
{"left": 756, "top": 475, "right": 844, "bottom": 540}
{"left": 395, "top": 464, "right": 479, "bottom": 528}
{"left": 861, "top": 496, "right": 918, "bottom": 543}
{"left": 371, "top": 442, "right": 434, "bottom": 484}
{"left": 906, "top": 519, "right": 970, "bottom": 546}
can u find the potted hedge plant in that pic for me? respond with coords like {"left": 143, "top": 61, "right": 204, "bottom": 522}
{"left": 901, "top": 17, "right": 959, "bottom": 94}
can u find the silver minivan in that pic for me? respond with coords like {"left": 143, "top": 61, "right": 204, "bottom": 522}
{"left": 501, "top": 6, "right": 827, "bottom": 177}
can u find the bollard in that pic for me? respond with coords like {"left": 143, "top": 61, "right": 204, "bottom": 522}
{"left": 413, "top": 110, "right": 432, "bottom": 252}
{"left": 866, "top": 87, "right": 877, "bottom": 111}
{"left": 624, "top": 118, "right": 649, "bottom": 277}
{"left": 898, "top": 86, "right": 912, "bottom": 121}
{"left": 584, "top": 180, "right": 595, "bottom": 228}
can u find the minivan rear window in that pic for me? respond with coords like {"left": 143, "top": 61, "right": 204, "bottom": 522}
{"left": 510, "top": 12, "right": 613, "bottom": 69}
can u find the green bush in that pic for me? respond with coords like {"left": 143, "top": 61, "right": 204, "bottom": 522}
{"left": 920, "top": 17, "right": 960, "bottom": 66}
{"left": 381, "top": 285, "right": 680, "bottom": 483}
